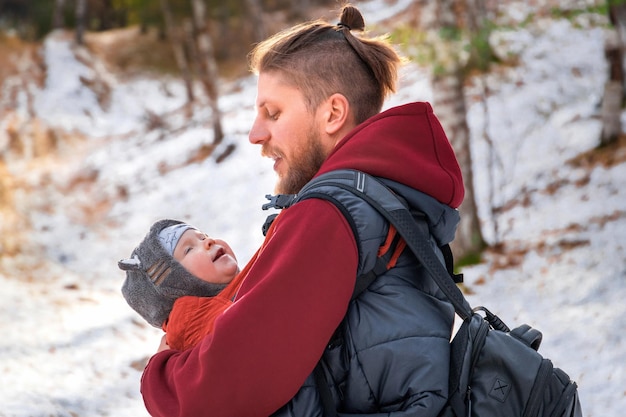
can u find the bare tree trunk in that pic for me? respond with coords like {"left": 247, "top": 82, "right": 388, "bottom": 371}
{"left": 602, "top": 3, "right": 626, "bottom": 146}
{"left": 476, "top": 76, "right": 503, "bottom": 244}
{"left": 432, "top": 73, "right": 484, "bottom": 262}
{"left": 423, "top": 0, "right": 486, "bottom": 263}
{"left": 139, "top": 1, "right": 148, "bottom": 34}
{"left": 602, "top": 79, "right": 623, "bottom": 145}
{"left": 190, "top": 0, "right": 223, "bottom": 144}
{"left": 99, "top": 0, "right": 114, "bottom": 30}
{"left": 243, "top": 0, "right": 266, "bottom": 43}
{"left": 53, "top": 0, "right": 66, "bottom": 30}
{"left": 160, "top": 0, "right": 195, "bottom": 104}
{"left": 75, "top": 0, "right": 87, "bottom": 45}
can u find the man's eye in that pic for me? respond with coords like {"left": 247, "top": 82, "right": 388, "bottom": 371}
{"left": 267, "top": 111, "right": 279, "bottom": 120}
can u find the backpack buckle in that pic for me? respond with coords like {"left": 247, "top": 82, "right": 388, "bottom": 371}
{"left": 262, "top": 194, "right": 296, "bottom": 210}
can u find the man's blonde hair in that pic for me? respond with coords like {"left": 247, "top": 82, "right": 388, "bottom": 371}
{"left": 249, "top": 4, "right": 403, "bottom": 124}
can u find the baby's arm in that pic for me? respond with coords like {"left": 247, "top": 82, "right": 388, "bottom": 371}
{"left": 164, "top": 295, "right": 233, "bottom": 351}
{"left": 157, "top": 334, "right": 170, "bottom": 353}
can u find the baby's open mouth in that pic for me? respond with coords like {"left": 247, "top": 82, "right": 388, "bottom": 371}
{"left": 213, "top": 247, "right": 225, "bottom": 261}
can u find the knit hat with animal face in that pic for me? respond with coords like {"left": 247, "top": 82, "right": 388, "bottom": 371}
{"left": 119, "top": 219, "right": 227, "bottom": 328}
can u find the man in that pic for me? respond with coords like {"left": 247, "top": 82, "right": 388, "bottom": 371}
{"left": 140, "top": 5, "right": 464, "bottom": 416}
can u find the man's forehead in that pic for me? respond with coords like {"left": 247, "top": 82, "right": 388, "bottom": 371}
{"left": 258, "top": 71, "right": 296, "bottom": 92}
{"left": 256, "top": 73, "right": 281, "bottom": 99}
{"left": 256, "top": 73, "right": 303, "bottom": 106}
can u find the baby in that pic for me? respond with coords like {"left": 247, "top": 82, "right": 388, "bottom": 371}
{"left": 119, "top": 219, "right": 243, "bottom": 351}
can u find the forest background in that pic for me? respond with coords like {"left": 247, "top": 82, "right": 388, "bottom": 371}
{"left": 0, "top": 0, "right": 625, "bottom": 416}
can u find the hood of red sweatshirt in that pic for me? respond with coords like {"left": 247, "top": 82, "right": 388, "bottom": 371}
{"left": 317, "top": 102, "right": 464, "bottom": 208}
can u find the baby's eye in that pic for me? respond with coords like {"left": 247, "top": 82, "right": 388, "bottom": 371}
{"left": 184, "top": 247, "right": 193, "bottom": 255}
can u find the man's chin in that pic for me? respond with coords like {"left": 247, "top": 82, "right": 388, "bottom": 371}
{"left": 275, "top": 183, "right": 295, "bottom": 195}
{"left": 274, "top": 177, "right": 288, "bottom": 195}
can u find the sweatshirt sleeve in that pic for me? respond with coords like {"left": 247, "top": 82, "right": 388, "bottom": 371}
{"left": 140, "top": 198, "right": 358, "bottom": 417}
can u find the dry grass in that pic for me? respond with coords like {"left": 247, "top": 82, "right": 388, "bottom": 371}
{"left": 0, "top": 33, "right": 40, "bottom": 82}
{"left": 567, "top": 133, "right": 626, "bottom": 169}
{"left": 83, "top": 24, "right": 252, "bottom": 80}
{"left": 84, "top": 26, "right": 179, "bottom": 77}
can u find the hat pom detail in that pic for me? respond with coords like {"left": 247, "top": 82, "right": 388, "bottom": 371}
{"left": 118, "top": 255, "right": 142, "bottom": 271}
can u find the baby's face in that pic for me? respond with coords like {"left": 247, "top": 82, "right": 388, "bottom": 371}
{"left": 172, "top": 229, "right": 239, "bottom": 284}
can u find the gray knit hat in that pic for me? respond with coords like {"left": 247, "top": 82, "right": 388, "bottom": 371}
{"left": 119, "top": 219, "right": 227, "bottom": 328}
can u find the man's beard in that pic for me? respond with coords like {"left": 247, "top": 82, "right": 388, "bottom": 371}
{"left": 275, "top": 128, "right": 328, "bottom": 195}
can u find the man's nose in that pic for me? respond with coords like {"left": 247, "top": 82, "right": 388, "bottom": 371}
{"left": 249, "top": 118, "right": 268, "bottom": 145}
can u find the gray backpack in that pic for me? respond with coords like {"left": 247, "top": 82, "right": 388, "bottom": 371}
{"left": 264, "top": 169, "right": 583, "bottom": 417}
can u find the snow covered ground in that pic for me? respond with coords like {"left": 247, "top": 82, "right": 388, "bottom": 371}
{"left": 0, "top": 1, "right": 624, "bottom": 416}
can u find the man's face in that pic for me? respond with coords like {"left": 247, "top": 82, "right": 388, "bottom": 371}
{"left": 249, "top": 71, "right": 329, "bottom": 194}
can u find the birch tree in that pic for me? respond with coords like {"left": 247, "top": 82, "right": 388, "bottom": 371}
{"left": 53, "top": 0, "right": 66, "bottom": 30}
{"left": 160, "top": 0, "right": 195, "bottom": 103}
{"left": 190, "top": 0, "right": 223, "bottom": 144}
{"left": 602, "top": 0, "right": 626, "bottom": 146}
{"left": 75, "top": 0, "right": 87, "bottom": 44}
{"left": 243, "top": 0, "right": 266, "bottom": 42}
{"left": 417, "top": 0, "right": 489, "bottom": 263}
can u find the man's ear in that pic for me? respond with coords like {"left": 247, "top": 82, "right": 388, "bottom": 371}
{"left": 323, "top": 93, "right": 351, "bottom": 135}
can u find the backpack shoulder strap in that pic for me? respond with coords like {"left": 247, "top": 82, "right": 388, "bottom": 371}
{"left": 262, "top": 173, "right": 397, "bottom": 302}
{"left": 262, "top": 169, "right": 470, "bottom": 316}
{"left": 281, "top": 169, "right": 473, "bottom": 319}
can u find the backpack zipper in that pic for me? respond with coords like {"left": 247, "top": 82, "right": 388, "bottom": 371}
{"left": 548, "top": 380, "right": 578, "bottom": 417}
{"left": 465, "top": 316, "right": 490, "bottom": 414}
{"left": 469, "top": 316, "right": 490, "bottom": 371}
{"left": 523, "top": 359, "right": 553, "bottom": 417}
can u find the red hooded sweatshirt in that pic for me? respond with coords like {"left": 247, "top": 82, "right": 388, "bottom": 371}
{"left": 140, "top": 102, "right": 464, "bottom": 417}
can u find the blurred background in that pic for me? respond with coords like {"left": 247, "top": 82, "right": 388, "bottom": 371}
{"left": 0, "top": 0, "right": 624, "bottom": 416}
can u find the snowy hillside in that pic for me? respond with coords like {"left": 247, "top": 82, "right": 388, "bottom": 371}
{"left": 0, "top": 1, "right": 624, "bottom": 416}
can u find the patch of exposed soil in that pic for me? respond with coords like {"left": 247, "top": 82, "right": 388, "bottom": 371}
{"left": 567, "top": 133, "right": 626, "bottom": 169}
